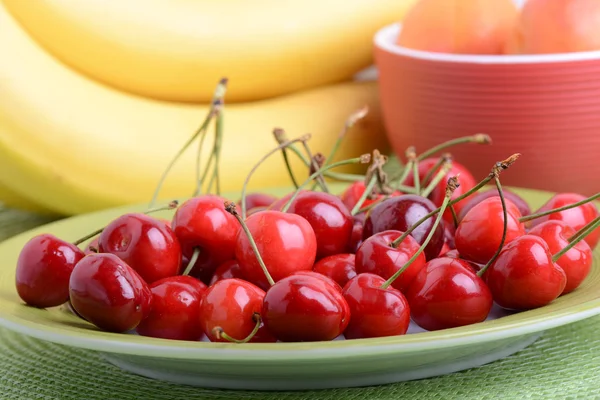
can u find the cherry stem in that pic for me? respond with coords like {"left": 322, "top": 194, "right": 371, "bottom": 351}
{"left": 225, "top": 201, "right": 275, "bottom": 286}
{"left": 274, "top": 129, "right": 300, "bottom": 189}
{"left": 416, "top": 134, "right": 492, "bottom": 162}
{"left": 149, "top": 78, "right": 227, "bottom": 207}
{"left": 519, "top": 192, "right": 600, "bottom": 223}
{"left": 421, "top": 153, "right": 452, "bottom": 187}
{"left": 212, "top": 313, "right": 262, "bottom": 344}
{"left": 241, "top": 134, "right": 311, "bottom": 219}
{"left": 182, "top": 247, "right": 201, "bottom": 276}
{"left": 324, "top": 106, "right": 369, "bottom": 167}
{"left": 477, "top": 177, "right": 508, "bottom": 277}
{"left": 350, "top": 176, "right": 378, "bottom": 216}
{"left": 390, "top": 153, "right": 520, "bottom": 247}
{"left": 420, "top": 158, "right": 453, "bottom": 198}
{"left": 355, "top": 194, "right": 389, "bottom": 215}
{"left": 72, "top": 201, "right": 179, "bottom": 246}
{"left": 281, "top": 155, "right": 371, "bottom": 213}
{"left": 569, "top": 215, "right": 600, "bottom": 244}
{"left": 553, "top": 216, "right": 600, "bottom": 262}
{"left": 192, "top": 111, "right": 212, "bottom": 196}
{"left": 211, "top": 107, "right": 224, "bottom": 195}
{"left": 449, "top": 204, "right": 459, "bottom": 228}
{"left": 381, "top": 176, "right": 459, "bottom": 289}
{"left": 301, "top": 141, "right": 329, "bottom": 193}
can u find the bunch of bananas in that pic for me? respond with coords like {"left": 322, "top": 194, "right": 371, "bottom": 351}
{"left": 0, "top": 0, "right": 417, "bottom": 216}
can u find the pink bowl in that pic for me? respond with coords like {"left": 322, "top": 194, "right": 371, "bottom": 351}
{"left": 374, "top": 23, "right": 600, "bottom": 196}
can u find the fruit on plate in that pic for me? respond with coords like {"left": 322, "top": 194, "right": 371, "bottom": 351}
{"left": 0, "top": 4, "right": 388, "bottom": 216}
{"left": 3, "top": 0, "right": 419, "bottom": 103}
{"left": 396, "top": 0, "right": 519, "bottom": 54}
{"left": 506, "top": 0, "right": 600, "bottom": 54}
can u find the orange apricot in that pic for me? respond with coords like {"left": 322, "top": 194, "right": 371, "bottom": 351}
{"left": 396, "top": 0, "right": 519, "bottom": 55}
{"left": 507, "top": 0, "right": 600, "bottom": 54}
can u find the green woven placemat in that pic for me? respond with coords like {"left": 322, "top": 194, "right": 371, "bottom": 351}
{"left": 1, "top": 208, "right": 600, "bottom": 399}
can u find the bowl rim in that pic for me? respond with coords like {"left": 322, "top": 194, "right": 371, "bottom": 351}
{"left": 374, "top": 23, "right": 600, "bottom": 65}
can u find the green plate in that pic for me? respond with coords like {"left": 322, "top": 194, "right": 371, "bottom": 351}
{"left": 0, "top": 186, "right": 598, "bottom": 390}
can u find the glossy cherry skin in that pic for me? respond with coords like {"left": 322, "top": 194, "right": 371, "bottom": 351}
{"left": 363, "top": 195, "right": 444, "bottom": 260}
{"left": 262, "top": 273, "right": 350, "bottom": 342}
{"left": 528, "top": 220, "right": 593, "bottom": 294}
{"left": 69, "top": 253, "right": 152, "bottom": 332}
{"left": 15, "top": 234, "right": 85, "bottom": 308}
{"left": 529, "top": 193, "right": 600, "bottom": 250}
{"left": 406, "top": 257, "right": 492, "bottom": 331}
{"left": 171, "top": 195, "right": 240, "bottom": 284}
{"left": 442, "top": 220, "right": 456, "bottom": 250}
{"left": 458, "top": 188, "right": 531, "bottom": 222}
{"left": 486, "top": 235, "right": 567, "bottom": 310}
{"left": 136, "top": 275, "right": 207, "bottom": 340}
{"left": 98, "top": 213, "right": 181, "bottom": 284}
{"left": 403, "top": 158, "right": 477, "bottom": 223}
{"left": 347, "top": 215, "right": 364, "bottom": 253}
{"left": 340, "top": 181, "right": 402, "bottom": 211}
{"left": 267, "top": 190, "right": 308, "bottom": 211}
{"left": 199, "top": 278, "right": 275, "bottom": 343}
{"left": 455, "top": 197, "right": 526, "bottom": 264}
{"left": 235, "top": 210, "right": 317, "bottom": 290}
{"left": 355, "top": 230, "right": 426, "bottom": 293}
{"left": 237, "top": 192, "right": 278, "bottom": 212}
{"left": 209, "top": 260, "right": 245, "bottom": 286}
{"left": 313, "top": 254, "right": 357, "bottom": 288}
{"left": 285, "top": 191, "right": 353, "bottom": 259}
{"left": 342, "top": 273, "right": 410, "bottom": 339}
{"left": 84, "top": 237, "right": 99, "bottom": 255}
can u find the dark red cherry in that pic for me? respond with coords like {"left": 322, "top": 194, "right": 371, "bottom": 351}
{"left": 98, "top": 213, "right": 181, "bottom": 284}
{"left": 355, "top": 230, "right": 426, "bottom": 293}
{"left": 84, "top": 237, "right": 99, "bottom": 255}
{"left": 285, "top": 191, "right": 353, "bottom": 259}
{"left": 486, "top": 235, "right": 567, "bottom": 310}
{"left": 528, "top": 220, "right": 593, "bottom": 294}
{"left": 455, "top": 197, "right": 525, "bottom": 264}
{"left": 209, "top": 260, "right": 245, "bottom": 286}
{"left": 457, "top": 189, "right": 531, "bottom": 222}
{"left": 406, "top": 257, "right": 492, "bottom": 331}
{"left": 171, "top": 195, "right": 240, "bottom": 284}
{"left": 529, "top": 193, "right": 600, "bottom": 250}
{"left": 15, "top": 234, "right": 85, "bottom": 308}
{"left": 313, "top": 254, "right": 357, "bottom": 288}
{"left": 199, "top": 278, "right": 275, "bottom": 343}
{"left": 235, "top": 210, "right": 317, "bottom": 290}
{"left": 341, "top": 273, "right": 410, "bottom": 339}
{"left": 347, "top": 216, "right": 364, "bottom": 253}
{"left": 363, "top": 195, "right": 444, "bottom": 260}
{"left": 237, "top": 192, "right": 278, "bottom": 211}
{"left": 340, "top": 181, "right": 402, "bottom": 211}
{"left": 136, "top": 275, "right": 207, "bottom": 341}
{"left": 262, "top": 273, "right": 350, "bottom": 342}
{"left": 69, "top": 253, "right": 152, "bottom": 332}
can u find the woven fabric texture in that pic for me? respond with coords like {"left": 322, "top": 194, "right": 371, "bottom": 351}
{"left": 1, "top": 209, "right": 599, "bottom": 400}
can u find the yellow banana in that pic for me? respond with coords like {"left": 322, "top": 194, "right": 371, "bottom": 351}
{"left": 2, "top": 0, "right": 417, "bottom": 103}
{"left": 0, "top": 4, "right": 389, "bottom": 216}
{"left": 0, "top": 182, "right": 57, "bottom": 215}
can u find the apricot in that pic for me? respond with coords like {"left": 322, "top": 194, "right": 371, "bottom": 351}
{"left": 507, "top": 0, "right": 600, "bottom": 54}
{"left": 396, "top": 0, "right": 519, "bottom": 55}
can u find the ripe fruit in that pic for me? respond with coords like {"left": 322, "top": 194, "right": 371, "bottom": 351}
{"left": 98, "top": 213, "right": 182, "bottom": 284}
{"left": 313, "top": 253, "right": 357, "bottom": 288}
{"left": 457, "top": 188, "right": 531, "bottom": 222}
{"left": 397, "top": 0, "right": 519, "bottom": 54}
{"left": 340, "top": 181, "right": 401, "bottom": 211}
{"left": 15, "top": 234, "right": 85, "bottom": 308}
{"left": 69, "top": 253, "right": 152, "bottom": 333}
{"left": 209, "top": 260, "right": 245, "bottom": 285}
{"left": 234, "top": 210, "right": 317, "bottom": 290}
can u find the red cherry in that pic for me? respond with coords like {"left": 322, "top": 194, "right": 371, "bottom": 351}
{"left": 171, "top": 195, "right": 240, "bottom": 283}
{"left": 234, "top": 210, "right": 317, "bottom": 290}
{"left": 455, "top": 197, "right": 525, "bottom": 264}
{"left": 340, "top": 181, "right": 401, "bottom": 211}
{"left": 136, "top": 275, "right": 207, "bottom": 340}
{"left": 355, "top": 230, "right": 426, "bottom": 293}
{"left": 285, "top": 192, "right": 353, "bottom": 259}
{"left": 458, "top": 189, "right": 531, "bottom": 222}
{"left": 486, "top": 235, "right": 567, "bottom": 310}
{"left": 262, "top": 273, "right": 350, "bottom": 341}
{"left": 84, "top": 237, "right": 99, "bottom": 255}
{"left": 208, "top": 260, "right": 245, "bottom": 286}
{"left": 267, "top": 190, "right": 309, "bottom": 211}
{"left": 406, "top": 257, "right": 492, "bottom": 331}
{"left": 291, "top": 270, "right": 343, "bottom": 293}
{"left": 341, "top": 273, "right": 410, "bottom": 339}
{"left": 69, "top": 253, "right": 152, "bottom": 332}
{"left": 403, "top": 158, "right": 477, "bottom": 223}
{"left": 97, "top": 213, "right": 181, "bottom": 284}
{"left": 199, "top": 278, "right": 275, "bottom": 343}
{"left": 363, "top": 195, "right": 445, "bottom": 260}
{"left": 347, "top": 216, "right": 364, "bottom": 253}
{"left": 528, "top": 220, "right": 593, "bottom": 294}
{"left": 15, "top": 234, "right": 85, "bottom": 308}
{"left": 313, "top": 254, "right": 357, "bottom": 288}
{"left": 529, "top": 193, "right": 600, "bottom": 249}
{"left": 237, "top": 192, "right": 278, "bottom": 211}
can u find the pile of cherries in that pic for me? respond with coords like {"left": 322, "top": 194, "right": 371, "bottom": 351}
{"left": 14, "top": 131, "right": 600, "bottom": 343}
